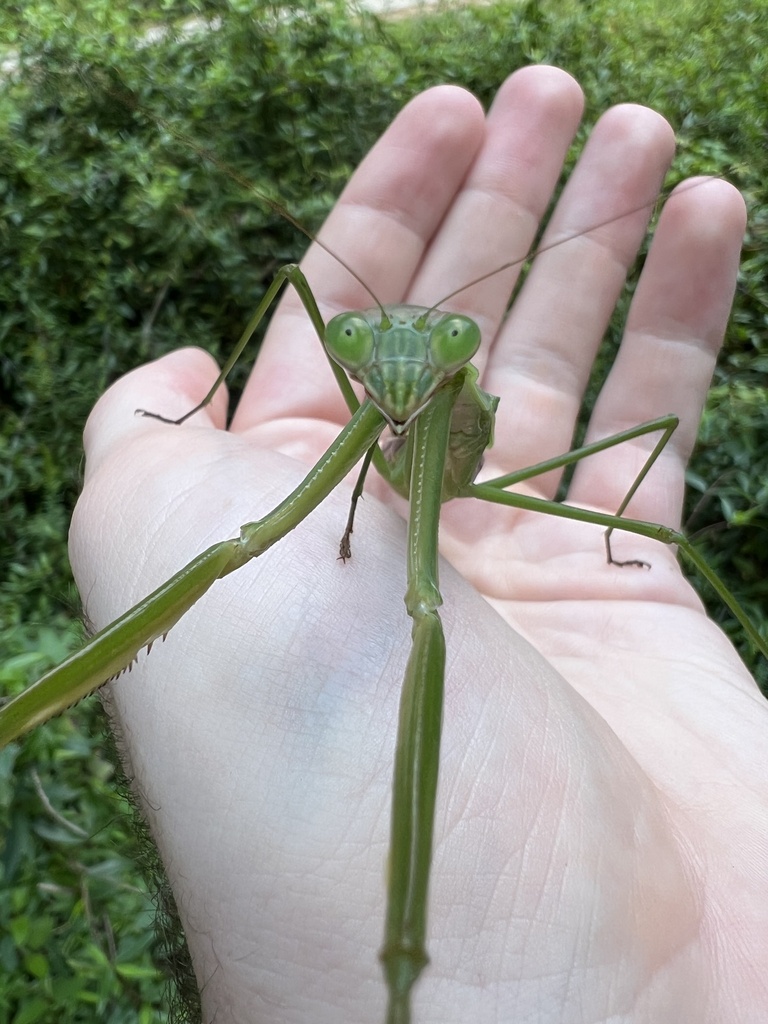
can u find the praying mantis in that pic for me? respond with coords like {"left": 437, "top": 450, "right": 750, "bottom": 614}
{"left": 3, "top": 64, "right": 768, "bottom": 1024}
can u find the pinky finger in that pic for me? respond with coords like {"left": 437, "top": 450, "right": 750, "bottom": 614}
{"left": 568, "top": 177, "right": 747, "bottom": 527}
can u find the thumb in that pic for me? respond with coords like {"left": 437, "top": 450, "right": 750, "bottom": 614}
{"left": 81, "top": 347, "right": 228, "bottom": 477}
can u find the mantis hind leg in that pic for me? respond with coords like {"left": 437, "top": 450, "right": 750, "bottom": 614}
{"left": 602, "top": 416, "right": 680, "bottom": 567}
{"left": 135, "top": 263, "right": 360, "bottom": 425}
{"left": 475, "top": 414, "right": 680, "bottom": 567}
{"left": 466, "top": 419, "right": 768, "bottom": 660}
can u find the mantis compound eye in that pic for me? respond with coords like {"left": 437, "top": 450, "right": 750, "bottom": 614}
{"left": 429, "top": 314, "right": 481, "bottom": 375}
{"left": 325, "top": 312, "right": 376, "bottom": 373}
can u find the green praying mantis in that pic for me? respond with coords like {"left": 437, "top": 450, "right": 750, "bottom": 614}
{"left": 3, "top": 66, "right": 768, "bottom": 1023}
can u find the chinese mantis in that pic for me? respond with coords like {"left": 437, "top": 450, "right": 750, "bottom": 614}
{"left": 3, "top": 66, "right": 768, "bottom": 1023}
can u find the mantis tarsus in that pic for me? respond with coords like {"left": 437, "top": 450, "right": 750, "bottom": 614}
{"left": 3, "top": 66, "right": 768, "bottom": 1023}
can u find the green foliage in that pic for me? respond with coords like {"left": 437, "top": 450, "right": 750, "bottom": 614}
{"left": 686, "top": 381, "right": 768, "bottom": 657}
{"left": 1, "top": 0, "right": 766, "bottom": 1019}
{"left": 0, "top": 617, "right": 167, "bottom": 1023}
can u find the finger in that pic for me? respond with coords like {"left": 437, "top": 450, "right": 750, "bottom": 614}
{"left": 568, "top": 177, "right": 746, "bottom": 526}
{"left": 400, "top": 65, "right": 585, "bottom": 348}
{"left": 232, "top": 84, "right": 487, "bottom": 433}
{"left": 81, "top": 347, "right": 228, "bottom": 477}
{"left": 483, "top": 104, "right": 676, "bottom": 490}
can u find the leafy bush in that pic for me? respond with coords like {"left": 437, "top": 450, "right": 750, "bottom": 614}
{"left": 1, "top": 0, "right": 766, "bottom": 1019}
{"left": 0, "top": 618, "right": 168, "bottom": 1023}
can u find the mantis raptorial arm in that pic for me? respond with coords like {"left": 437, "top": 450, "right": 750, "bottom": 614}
{"left": 380, "top": 375, "right": 461, "bottom": 1023}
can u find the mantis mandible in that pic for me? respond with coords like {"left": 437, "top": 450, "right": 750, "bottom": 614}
{"left": 3, "top": 67, "right": 768, "bottom": 1023}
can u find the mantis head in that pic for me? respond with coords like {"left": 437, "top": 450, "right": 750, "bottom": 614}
{"left": 324, "top": 305, "right": 481, "bottom": 434}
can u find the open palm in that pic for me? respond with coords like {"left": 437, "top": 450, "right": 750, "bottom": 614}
{"left": 70, "top": 67, "right": 768, "bottom": 1024}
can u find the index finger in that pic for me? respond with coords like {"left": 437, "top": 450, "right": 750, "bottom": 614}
{"left": 231, "top": 84, "right": 486, "bottom": 434}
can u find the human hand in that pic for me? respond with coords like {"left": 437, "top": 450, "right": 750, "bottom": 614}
{"left": 70, "top": 66, "right": 768, "bottom": 1023}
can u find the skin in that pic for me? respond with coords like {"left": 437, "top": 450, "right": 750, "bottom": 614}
{"left": 69, "top": 66, "right": 768, "bottom": 1024}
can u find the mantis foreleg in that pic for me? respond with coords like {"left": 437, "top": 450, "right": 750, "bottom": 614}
{"left": 0, "top": 398, "right": 387, "bottom": 748}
